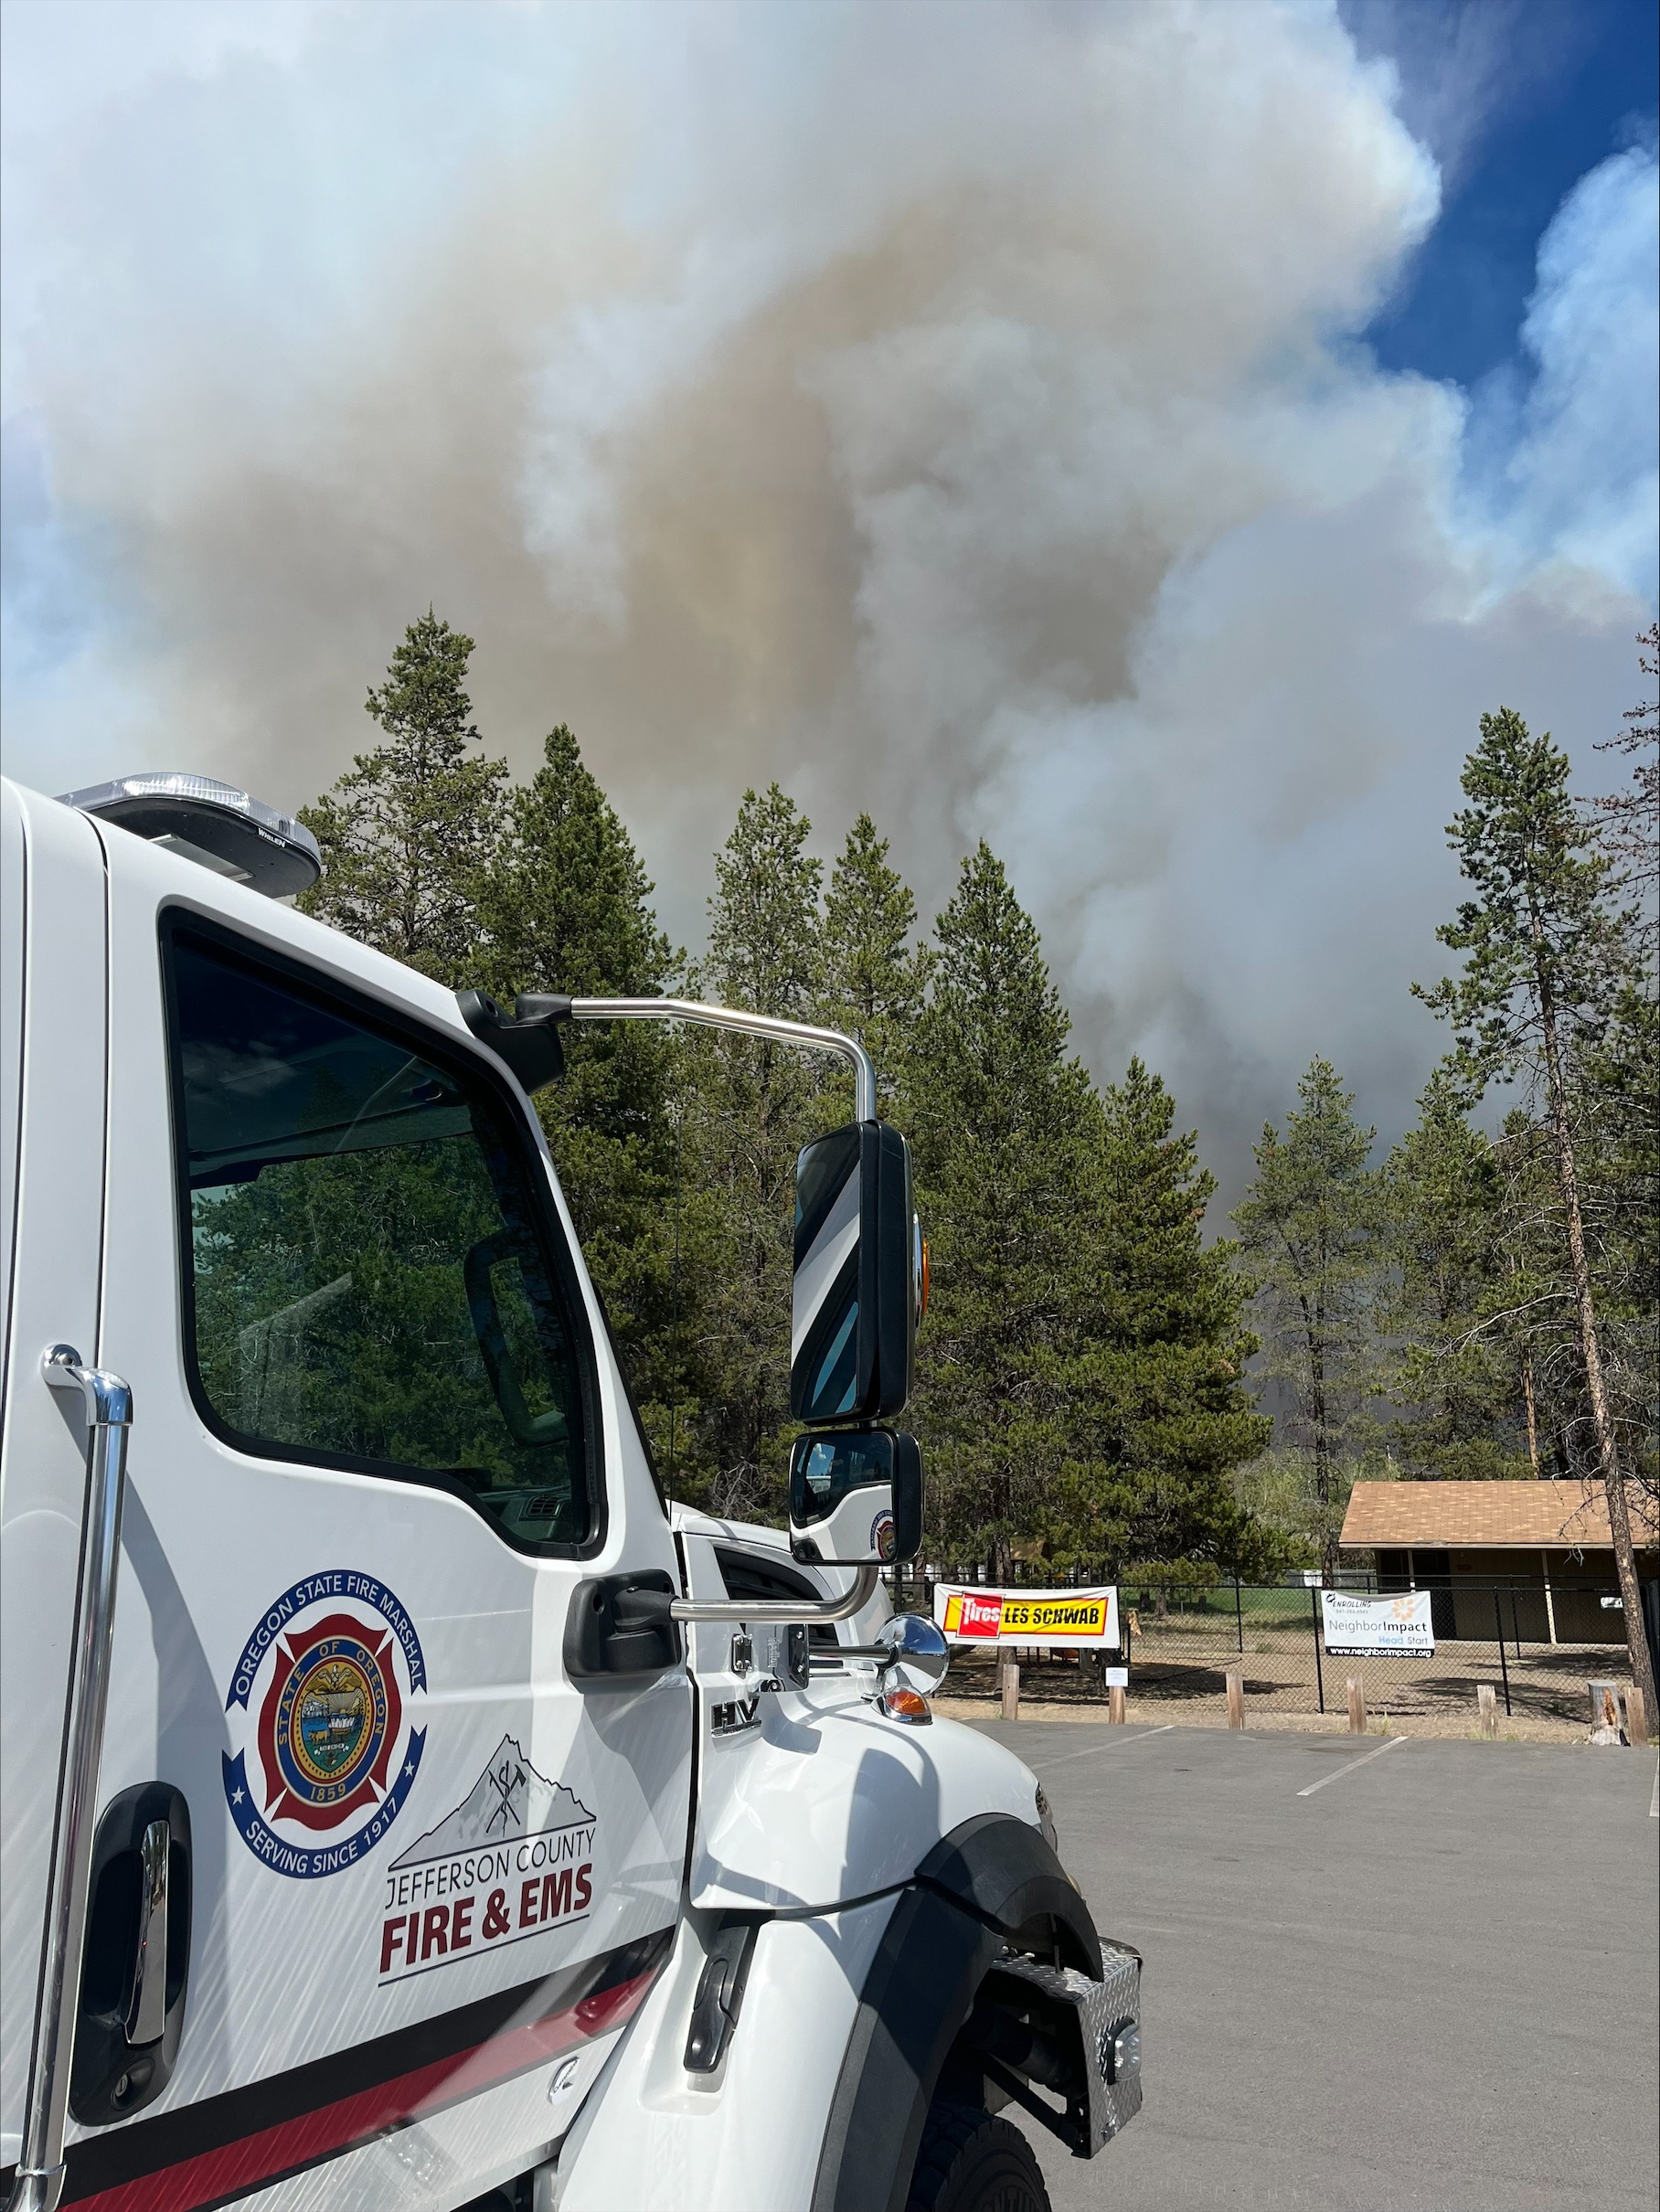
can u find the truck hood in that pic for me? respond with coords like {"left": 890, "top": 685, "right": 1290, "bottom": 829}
{"left": 689, "top": 1675, "right": 1041, "bottom": 1915}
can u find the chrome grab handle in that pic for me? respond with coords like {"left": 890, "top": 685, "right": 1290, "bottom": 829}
{"left": 669, "top": 1564, "right": 880, "bottom": 1626}
{"left": 9, "top": 1348, "right": 133, "bottom": 2212}
{"left": 124, "top": 1821, "right": 170, "bottom": 2047}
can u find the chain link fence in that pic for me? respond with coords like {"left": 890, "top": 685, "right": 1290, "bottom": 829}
{"left": 890, "top": 1571, "right": 1635, "bottom": 1728}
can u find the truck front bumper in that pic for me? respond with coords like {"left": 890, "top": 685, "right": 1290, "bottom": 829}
{"left": 996, "top": 1938, "right": 1143, "bottom": 2153}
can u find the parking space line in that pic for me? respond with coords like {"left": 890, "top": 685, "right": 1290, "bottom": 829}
{"left": 1650, "top": 1764, "right": 1657, "bottom": 1820}
{"left": 1296, "top": 1733, "right": 1408, "bottom": 1797}
{"left": 1021, "top": 1725, "right": 1176, "bottom": 1771}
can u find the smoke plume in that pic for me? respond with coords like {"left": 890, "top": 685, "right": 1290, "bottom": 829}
{"left": 3, "top": 0, "right": 1653, "bottom": 1192}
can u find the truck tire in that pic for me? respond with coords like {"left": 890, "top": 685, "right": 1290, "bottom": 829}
{"left": 904, "top": 2103, "right": 1052, "bottom": 2212}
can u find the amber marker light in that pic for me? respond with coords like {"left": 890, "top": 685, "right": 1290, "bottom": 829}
{"left": 882, "top": 1686, "right": 931, "bottom": 1724}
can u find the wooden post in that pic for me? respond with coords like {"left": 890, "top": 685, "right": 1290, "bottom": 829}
{"left": 1108, "top": 1685, "right": 1127, "bottom": 1725}
{"left": 1477, "top": 1683, "right": 1497, "bottom": 1737}
{"left": 1625, "top": 1684, "right": 1648, "bottom": 1747}
{"left": 1001, "top": 1654, "right": 1020, "bottom": 1722}
{"left": 1225, "top": 1669, "right": 1245, "bottom": 1728}
{"left": 1346, "top": 1676, "right": 1367, "bottom": 1735}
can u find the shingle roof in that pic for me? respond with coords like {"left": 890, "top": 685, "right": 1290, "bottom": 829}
{"left": 1339, "top": 1480, "right": 1660, "bottom": 1553}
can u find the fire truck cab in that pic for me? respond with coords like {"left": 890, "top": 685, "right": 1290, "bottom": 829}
{"left": 0, "top": 772, "right": 1141, "bottom": 2212}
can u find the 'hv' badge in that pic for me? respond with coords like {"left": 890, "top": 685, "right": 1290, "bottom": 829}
{"left": 222, "top": 1570, "right": 427, "bottom": 1879}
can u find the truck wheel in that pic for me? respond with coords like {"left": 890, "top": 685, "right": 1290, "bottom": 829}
{"left": 905, "top": 2102, "right": 1052, "bottom": 2212}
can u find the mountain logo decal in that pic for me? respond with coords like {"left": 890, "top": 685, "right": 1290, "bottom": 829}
{"left": 378, "top": 1735, "right": 598, "bottom": 1983}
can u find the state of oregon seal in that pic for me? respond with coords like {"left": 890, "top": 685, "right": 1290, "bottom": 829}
{"left": 222, "top": 1570, "right": 427, "bottom": 1880}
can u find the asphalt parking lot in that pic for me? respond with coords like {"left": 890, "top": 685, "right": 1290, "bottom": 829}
{"left": 968, "top": 1721, "right": 1659, "bottom": 2212}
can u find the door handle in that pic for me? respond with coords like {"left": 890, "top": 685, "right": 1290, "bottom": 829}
{"left": 125, "top": 1820, "right": 171, "bottom": 2047}
{"left": 70, "top": 1782, "right": 193, "bottom": 2127}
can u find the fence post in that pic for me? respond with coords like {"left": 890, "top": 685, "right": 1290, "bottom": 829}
{"left": 1001, "top": 1654, "right": 1020, "bottom": 1722}
{"left": 1235, "top": 1577, "right": 1244, "bottom": 1654}
{"left": 1509, "top": 1584, "right": 1522, "bottom": 1660}
{"left": 1346, "top": 1677, "right": 1367, "bottom": 1734}
{"left": 1311, "top": 1587, "right": 1325, "bottom": 1714}
{"left": 1492, "top": 1589, "right": 1512, "bottom": 1716}
{"left": 1626, "top": 1685, "right": 1649, "bottom": 1747}
{"left": 1477, "top": 1683, "right": 1498, "bottom": 1737}
{"left": 1226, "top": 1670, "right": 1245, "bottom": 1728}
{"left": 1108, "top": 1684, "right": 1127, "bottom": 1724}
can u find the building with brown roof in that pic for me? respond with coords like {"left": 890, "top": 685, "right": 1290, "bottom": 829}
{"left": 1338, "top": 1481, "right": 1659, "bottom": 1645}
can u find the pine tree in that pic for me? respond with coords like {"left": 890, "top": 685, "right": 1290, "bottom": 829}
{"left": 820, "top": 814, "right": 928, "bottom": 1112}
{"left": 1380, "top": 1067, "right": 1535, "bottom": 1481}
{"left": 903, "top": 843, "right": 1098, "bottom": 1576}
{"left": 1572, "top": 989, "right": 1659, "bottom": 1505}
{"left": 691, "top": 786, "right": 830, "bottom": 1518}
{"left": 1415, "top": 706, "right": 1655, "bottom": 1713}
{"left": 299, "top": 611, "right": 506, "bottom": 982}
{"left": 472, "top": 725, "right": 713, "bottom": 1487}
{"left": 1232, "top": 1059, "right": 1381, "bottom": 1579}
{"left": 1048, "top": 1060, "right": 1275, "bottom": 1576}
{"left": 1592, "top": 623, "right": 1658, "bottom": 930}
{"left": 1582, "top": 633, "right": 1660, "bottom": 1516}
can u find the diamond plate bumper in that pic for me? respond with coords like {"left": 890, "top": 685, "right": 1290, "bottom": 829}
{"left": 998, "top": 1938, "right": 1143, "bottom": 2153}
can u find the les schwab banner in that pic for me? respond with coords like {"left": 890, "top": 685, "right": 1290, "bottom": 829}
{"left": 933, "top": 1586, "right": 1119, "bottom": 1649}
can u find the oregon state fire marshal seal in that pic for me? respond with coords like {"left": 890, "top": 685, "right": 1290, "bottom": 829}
{"left": 223, "top": 1570, "right": 426, "bottom": 1879}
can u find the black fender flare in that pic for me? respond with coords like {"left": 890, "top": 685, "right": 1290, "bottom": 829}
{"left": 810, "top": 1815, "right": 1099, "bottom": 2212}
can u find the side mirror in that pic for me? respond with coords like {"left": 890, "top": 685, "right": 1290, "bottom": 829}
{"left": 792, "top": 1122, "right": 918, "bottom": 1425}
{"left": 788, "top": 1428, "right": 922, "bottom": 1566}
{"left": 874, "top": 1612, "right": 950, "bottom": 1696}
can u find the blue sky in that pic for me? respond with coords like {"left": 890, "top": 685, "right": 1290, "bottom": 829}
{"left": 1, "top": 1, "right": 1655, "bottom": 1188}
{"left": 1353, "top": 0, "right": 1657, "bottom": 387}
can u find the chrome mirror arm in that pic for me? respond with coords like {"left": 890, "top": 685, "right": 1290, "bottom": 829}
{"left": 528, "top": 995, "right": 879, "bottom": 1126}
{"left": 10, "top": 1350, "right": 133, "bottom": 2212}
{"left": 669, "top": 1564, "right": 880, "bottom": 1627}
{"left": 516, "top": 996, "right": 887, "bottom": 1630}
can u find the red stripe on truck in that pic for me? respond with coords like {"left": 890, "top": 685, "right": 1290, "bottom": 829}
{"left": 66, "top": 1968, "right": 654, "bottom": 2212}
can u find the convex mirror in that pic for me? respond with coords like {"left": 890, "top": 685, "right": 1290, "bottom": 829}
{"left": 788, "top": 1427, "right": 922, "bottom": 1567}
{"left": 792, "top": 1122, "right": 920, "bottom": 1426}
{"left": 875, "top": 1612, "right": 950, "bottom": 1696}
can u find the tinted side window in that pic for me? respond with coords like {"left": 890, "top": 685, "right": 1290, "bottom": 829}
{"left": 167, "top": 925, "right": 594, "bottom": 1549}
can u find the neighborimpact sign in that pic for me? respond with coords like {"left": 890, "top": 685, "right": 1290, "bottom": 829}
{"left": 933, "top": 1586, "right": 1119, "bottom": 1649}
{"left": 1320, "top": 1589, "right": 1434, "bottom": 1658}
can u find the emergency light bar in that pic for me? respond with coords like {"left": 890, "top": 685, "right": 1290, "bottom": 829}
{"left": 57, "top": 771, "right": 322, "bottom": 899}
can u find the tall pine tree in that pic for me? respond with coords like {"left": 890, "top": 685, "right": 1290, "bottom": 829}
{"left": 903, "top": 844, "right": 1098, "bottom": 1576}
{"left": 473, "top": 725, "right": 713, "bottom": 1484}
{"left": 1380, "top": 1066, "right": 1536, "bottom": 1482}
{"left": 820, "top": 814, "right": 929, "bottom": 1113}
{"left": 299, "top": 611, "right": 506, "bottom": 982}
{"left": 1415, "top": 707, "right": 1655, "bottom": 1712}
{"left": 1232, "top": 1059, "right": 1382, "bottom": 1579}
{"left": 1048, "top": 1060, "right": 1275, "bottom": 1576}
{"left": 691, "top": 786, "right": 830, "bottom": 1518}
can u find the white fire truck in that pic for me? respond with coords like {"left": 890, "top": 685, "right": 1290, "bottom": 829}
{"left": 0, "top": 772, "right": 1142, "bottom": 2212}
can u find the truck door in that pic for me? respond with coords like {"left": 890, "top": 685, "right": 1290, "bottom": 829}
{"left": 0, "top": 783, "right": 111, "bottom": 2177}
{"left": 72, "top": 837, "right": 690, "bottom": 2209}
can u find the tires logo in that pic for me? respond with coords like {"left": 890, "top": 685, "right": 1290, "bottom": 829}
{"left": 223, "top": 1570, "right": 427, "bottom": 1880}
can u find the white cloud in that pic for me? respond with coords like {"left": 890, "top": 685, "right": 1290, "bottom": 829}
{"left": 1482, "top": 144, "right": 1660, "bottom": 603}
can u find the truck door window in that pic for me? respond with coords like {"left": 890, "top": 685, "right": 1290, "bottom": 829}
{"left": 165, "top": 921, "right": 596, "bottom": 1550}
